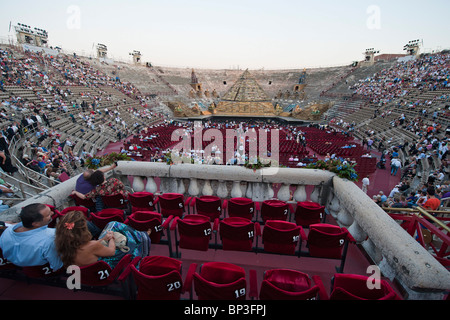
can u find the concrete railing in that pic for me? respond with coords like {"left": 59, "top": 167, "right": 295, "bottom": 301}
{"left": 1, "top": 161, "right": 449, "bottom": 299}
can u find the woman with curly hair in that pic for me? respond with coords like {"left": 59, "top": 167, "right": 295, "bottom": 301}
{"left": 54, "top": 211, "right": 116, "bottom": 267}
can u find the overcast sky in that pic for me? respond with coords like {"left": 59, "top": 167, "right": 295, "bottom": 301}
{"left": 1, "top": 0, "right": 449, "bottom": 69}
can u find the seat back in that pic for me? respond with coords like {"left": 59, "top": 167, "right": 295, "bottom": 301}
{"left": 259, "top": 269, "right": 320, "bottom": 300}
{"left": 295, "top": 201, "right": 325, "bottom": 226}
{"left": 219, "top": 217, "right": 258, "bottom": 252}
{"left": 193, "top": 262, "right": 247, "bottom": 300}
{"left": 307, "top": 224, "right": 349, "bottom": 259}
{"left": 46, "top": 204, "right": 61, "bottom": 228}
{"left": 195, "top": 196, "right": 222, "bottom": 221}
{"left": 0, "top": 248, "right": 19, "bottom": 272}
{"left": 79, "top": 254, "right": 132, "bottom": 286}
{"left": 101, "top": 193, "right": 129, "bottom": 209}
{"left": 130, "top": 256, "right": 183, "bottom": 300}
{"left": 228, "top": 198, "right": 255, "bottom": 221}
{"left": 90, "top": 208, "right": 125, "bottom": 229}
{"left": 330, "top": 273, "right": 401, "bottom": 300}
{"left": 260, "top": 200, "right": 289, "bottom": 223}
{"left": 70, "top": 194, "right": 96, "bottom": 210}
{"left": 262, "top": 220, "right": 300, "bottom": 255}
{"left": 177, "top": 215, "right": 213, "bottom": 251}
{"left": 128, "top": 192, "right": 155, "bottom": 212}
{"left": 158, "top": 193, "right": 184, "bottom": 217}
{"left": 60, "top": 206, "right": 90, "bottom": 219}
{"left": 22, "top": 263, "right": 63, "bottom": 279}
{"left": 125, "top": 211, "right": 163, "bottom": 244}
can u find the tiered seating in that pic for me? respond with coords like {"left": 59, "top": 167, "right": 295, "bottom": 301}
{"left": 0, "top": 188, "right": 403, "bottom": 300}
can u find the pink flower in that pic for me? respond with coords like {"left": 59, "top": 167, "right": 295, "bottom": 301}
{"left": 65, "top": 222, "right": 75, "bottom": 230}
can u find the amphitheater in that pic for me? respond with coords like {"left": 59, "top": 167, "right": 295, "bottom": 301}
{"left": 0, "top": 37, "right": 449, "bottom": 303}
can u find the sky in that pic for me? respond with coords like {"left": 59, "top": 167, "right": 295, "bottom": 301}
{"left": 1, "top": 0, "right": 449, "bottom": 70}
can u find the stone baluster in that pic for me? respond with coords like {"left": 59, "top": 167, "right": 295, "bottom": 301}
{"left": 177, "top": 178, "right": 185, "bottom": 195}
{"left": 202, "top": 179, "right": 214, "bottom": 196}
{"left": 217, "top": 180, "right": 228, "bottom": 198}
{"left": 293, "top": 185, "right": 307, "bottom": 202}
{"left": 245, "top": 182, "right": 253, "bottom": 199}
{"left": 188, "top": 178, "right": 200, "bottom": 197}
{"left": 132, "top": 176, "right": 145, "bottom": 192}
{"left": 145, "top": 177, "right": 158, "bottom": 194}
{"left": 231, "top": 181, "right": 242, "bottom": 198}
{"left": 348, "top": 221, "right": 368, "bottom": 243}
{"left": 310, "top": 184, "right": 321, "bottom": 203}
{"left": 336, "top": 208, "right": 354, "bottom": 227}
{"left": 277, "top": 183, "right": 291, "bottom": 202}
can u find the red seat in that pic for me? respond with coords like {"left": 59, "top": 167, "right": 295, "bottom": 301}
{"left": 300, "top": 223, "right": 355, "bottom": 273}
{"left": 328, "top": 273, "right": 402, "bottom": 300}
{"left": 46, "top": 204, "right": 61, "bottom": 228}
{"left": 260, "top": 200, "right": 290, "bottom": 223}
{"left": 171, "top": 215, "right": 218, "bottom": 254}
{"left": 193, "top": 196, "right": 223, "bottom": 221}
{"left": 219, "top": 217, "right": 261, "bottom": 252}
{"left": 60, "top": 206, "right": 90, "bottom": 219}
{"left": 78, "top": 254, "right": 132, "bottom": 288}
{"left": 128, "top": 192, "right": 155, "bottom": 213}
{"left": 192, "top": 262, "right": 248, "bottom": 300}
{"left": 70, "top": 194, "right": 96, "bottom": 211}
{"left": 158, "top": 193, "right": 185, "bottom": 218}
{"left": 295, "top": 201, "right": 325, "bottom": 227}
{"left": 226, "top": 198, "right": 255, "bottom": 221}
{"left": 90, "top": 208, "right": 125, "bottom": 229}
{"left": 22, "top": 263, "right": 64, "bottom": 279}
{"left": 101, "top": 193, "right": 129, "bottom": 210}
{"left": 259, "top": 269, "right": 323, "bottom": 300}
{"left": 125, "top": 211, "right": 173, "bottom": 245}
{"left": 262, "top": 220, "right": 301, "bottom": 256}
{"left": 123, "top": 256, "right": 184, "bottom": 300}
{"left": 0, "top": 248, "right": 20, "bottom": 272}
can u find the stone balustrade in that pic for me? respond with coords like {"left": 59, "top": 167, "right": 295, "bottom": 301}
{"left": 1, "top": 161, "right": 449, "bottom": 299}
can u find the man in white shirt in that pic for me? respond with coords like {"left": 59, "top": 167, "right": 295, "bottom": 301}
{"left": 362, "top": 175, "right": 370, "bottom": 194}
{"left": 391, "top": 158, "right": 402, "bottom": 176}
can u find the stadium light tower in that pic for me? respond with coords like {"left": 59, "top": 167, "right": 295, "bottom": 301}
{"left": 360, "top": 48, "right": 380, "bottom": 66}
{"left": 13, "top": 22, "right": 49, "bottom": 47}
{"left": 96, "top": 43, "right": 108, "bottom": 59}
{"left": 129, "top": 50, "right": 142, "bottom": 65}
{"left": 403, "top": 39, "right": 422, "bottom": 56}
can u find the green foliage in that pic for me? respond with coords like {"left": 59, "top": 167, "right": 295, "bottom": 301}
{"left": 85, "top": 152, "right": 131, "bottom": 169}
{"left": 244, "top": 157, "right": 272, "bottom": 170}
{"left": 306, "top": 159, "right": 359, "bottom": 181}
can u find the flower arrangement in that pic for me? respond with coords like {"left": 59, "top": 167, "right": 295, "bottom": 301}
{"left": 306, "top": 159, "right": 359, "bottom": 181}
{"left": 244, "top": 157, "right": 272, "bottom": 171}
{"left": 163, "top": 152, "right": 174, "bottom": 165}
{"left": 85, "top": 152, "right": 131, "bottom": 169}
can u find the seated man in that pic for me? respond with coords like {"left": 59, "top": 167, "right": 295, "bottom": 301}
{"left": 421, "top": 187, "right": 441, "bottom": 211}
{"left": 0, "top": 203, "right": 63, "bottom": 271}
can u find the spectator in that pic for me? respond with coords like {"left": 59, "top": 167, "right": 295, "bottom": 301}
{"left": 71, "top": 169, "right": 129, "bottom": 210}
{"left": 390, "top": 157, "right": 402, "bottom": 176}
{"left": 362, "top": 175, "right": 370, "bottom": 194}
{"left": 54, "top": 211, "right": 116, "bottom": 268}
{"left": 421, "top": 187, "right": 441, "bottom": 211}
{"left": 0, "top": 203, "right": 63, "bottom": 271}
{"left": 0, "top": 150, "right": 18, "bottom": 175}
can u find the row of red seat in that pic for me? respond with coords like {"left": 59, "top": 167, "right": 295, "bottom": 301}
{"left": 119, "top": 256, "right": 401, "bottom": 300}
{"left": 0, "top": 196, "right": 402, "bottom": 300}
{"left": 0, "top": 249, "right": 401, "bottom": 300}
